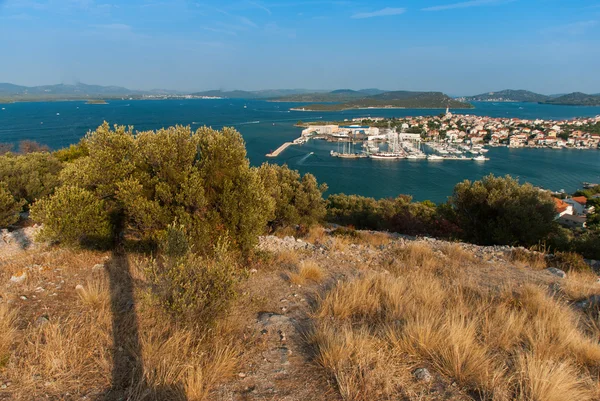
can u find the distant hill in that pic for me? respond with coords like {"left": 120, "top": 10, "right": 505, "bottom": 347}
{"left": 190, "top": 89, "right": 325, "bottom": 99}
{"left": 0, "top": 82, "right": 145, "bottom": 97}
{"left": 542, "top": 92, "right": 600, "bottom": 106}
{"left": 292, "top": 90, "right": 472, "bottom": 111}
{"left": 464, "top": 89, "right": 550, "bottom": 103}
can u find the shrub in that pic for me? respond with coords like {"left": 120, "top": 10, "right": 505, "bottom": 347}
{"left": 18, "top": 140, "right": 49, "bottom": 154}
{"left": 449, "top": 174, "right": 556, "bottom": 246}
{"left": 147, "top": 242, "right": 239, "bottom": 327}
{"left": 0, "top": 182, "right": 24, "bottom": 227}
{"left": 326, "top": 193, "right": 458, "bottom": 238}
{"left": 573, "top": 231, "right": 600, "bottom": 260}
{"left": 552, "top": 251, "right": 590, "bottom": 272}
{"left": 30, "top": 185, "right": 112, "bottom": 246}
{"left": 0, "top": 151, "right": 62, "bottom": 206}
{"left": 259, "top": 163, "right": 328, "bottom": 229}
{"left": 39, "top": 123, "right": 275, "bottom": 255}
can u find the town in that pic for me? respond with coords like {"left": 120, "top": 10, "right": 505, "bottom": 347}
{"left": 286, "top": 110, "right": 600, "bottom": 161}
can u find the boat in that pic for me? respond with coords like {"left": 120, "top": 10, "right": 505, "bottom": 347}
{"left": 427, "top": 155, "right": 444, "bottom": 160}
{"left": 331, "top": 150, "right": 367, "bottom": 159}
{"left": 583, "top": 182, "right": 599, "bottom": 189}
{"left": 479, "top": 148, "right": 489, "bottom": 153}
{"left": 370, "top": 152, "right": 403, "bottom": 160}
{"left": 472, "top": 155, "right": 489, "bottom": 161}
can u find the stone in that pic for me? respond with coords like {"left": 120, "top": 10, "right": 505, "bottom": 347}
{"left": 36, "top": 315, "right": 50, "bottom": 327}
{"left": 92, "top": 264, "right": 104, "bottom": 272}
{"left": 19, "top": 295, "right": 28, "bottom": 301}
{"left": 9, "top": 272, "right": 27, "bottom": 284}
{"left": 238, "top": 373, "right": 246, "bottom": 378}
{"left": 575, "top": 295, "right": 600, "bottom": 310}
{"left": 249, "top": 268, "right": 258, "bottom": 274}
{"left": 546, "top": 267, "right": 567, "bottom": 279}
{"left": 413, "top": 368, "right": 432, "bottom": 383}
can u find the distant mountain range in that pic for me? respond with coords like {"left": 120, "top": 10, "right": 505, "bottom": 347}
{"left": 463, "top": 89, "right": 600, "bottom": 106}
{"left": 1, "top": 83, "right": 599, "bottom": 107}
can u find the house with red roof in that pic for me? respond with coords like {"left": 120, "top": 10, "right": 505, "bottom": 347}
{"left": 566, "top": 196, "right": 587, "bottom": 216}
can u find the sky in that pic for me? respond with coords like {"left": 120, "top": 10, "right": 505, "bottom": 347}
{"left": 0, "top": 0, "right": 599, "bottom": 95}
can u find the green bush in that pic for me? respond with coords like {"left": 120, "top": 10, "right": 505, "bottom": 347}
{"left": 38, "top": 123, "right": 275, "bottom": 254}
{"left": 259, "top": 163, "right": 327, "bottom": 229}
{"left": 30, "top": 185, "right": 112, "bottom": 246}
{"left": 0, "top": 152, "right": 62, "bottom": 206}
{"left": 326, "top": 193, "right": 459, "bottom": 237}
{"left": 0, "top": 183, "right": 24, "bottom": 227}
{"left": 147, "top": 239, "right": 238, "bottom": 327}
{"left": 449, "top": 174, "right": 556, "bottom": 246}
{"left": 552, "top": 251, "right": 590, "bottom": 272}
{"left": 573, "top": 231, "right": 600, "bottom": 260}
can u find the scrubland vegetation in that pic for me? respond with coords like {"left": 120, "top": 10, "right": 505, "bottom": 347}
{"left": 1, "top": 123, "right": 600, "bottom": 400}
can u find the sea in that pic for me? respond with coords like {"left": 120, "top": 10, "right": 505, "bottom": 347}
{"left": 1, "top": 99, "right": 600, "bottom": 203}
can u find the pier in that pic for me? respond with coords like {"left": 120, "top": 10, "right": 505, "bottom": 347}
{"left": 266, "top": 142, "right": 293, "bottom": 158}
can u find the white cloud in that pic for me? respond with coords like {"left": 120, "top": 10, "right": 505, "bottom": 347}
{"left": 422, "top": 0, "right": 513, "bottom": 12}
{"left": 351, "top": 7, "right": 406, "bottom": 19}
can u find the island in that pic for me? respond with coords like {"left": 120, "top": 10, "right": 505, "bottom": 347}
{"left": 542, "top": 92, "right": 600, "bottom": 106}
{"left": 85, "top": 99, "right": 108, "bottom": 104}
{"left": 461, "top": 89, "right": 550, "bottom": 103}
{"left": 281, "top": 90, "right": 473, "bottom": 111}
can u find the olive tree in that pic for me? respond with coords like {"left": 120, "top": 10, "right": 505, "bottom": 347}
{"left": 449, "top": 174, "right": 556, "bottom": 246}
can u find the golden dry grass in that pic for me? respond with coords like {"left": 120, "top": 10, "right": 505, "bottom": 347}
{"left": 289, "top": 260, "right": 326, "bottom": 285}
{"left": 356, "top": 231, "right": 392, "bottom": 248}
{"left": 0, "top": 304, "right": 17, "bottom": 369}
{"left": 304, "top": 225, "right": 327, "bottom": 245}
{"left": 2, "top": 249, "right": 238, "bottom": 401}
{"left": 510, "top": 248, "right": 547, "bottom": 270}
{"left": 312, "top": 263, "right": 600, "bottom": 401}
{"left": 75, "top": 278, "right": 110, "bottom": 309}
{"left": 275, "top": 249, "right": 300, "bottom": 267}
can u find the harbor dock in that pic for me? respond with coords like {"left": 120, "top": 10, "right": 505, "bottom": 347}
{"left": 266, "top": 142, "right": 293, "bottom": 157}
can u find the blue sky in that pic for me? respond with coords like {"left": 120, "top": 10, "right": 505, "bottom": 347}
{"left": 1, "top": 0, "right": 599, "bottom": 94}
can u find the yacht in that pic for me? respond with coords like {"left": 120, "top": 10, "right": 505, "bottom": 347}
{"left": 370, "top": 152, "right": 403, "bottom": 160}
{"left": 427, "top": 154, "right": 444, "bottom": 160}
{"left": 472, "top": 155, "right": 489, "bottom": 161}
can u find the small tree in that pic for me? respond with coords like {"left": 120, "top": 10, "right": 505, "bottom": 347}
{"left": 259, "top": 163, "right": 327, "bottom": 229}
{"left": 30, "top": 185, "right": 112, "bottom": 247}
{"left": 449, "top": 174, "right": 556, "bottom": 246}
{"left": 0, "top": 183, "right": 24, "bottom": 227}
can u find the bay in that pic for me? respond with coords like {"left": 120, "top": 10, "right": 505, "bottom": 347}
{"left": 1, "top": 99, "right": 599, "bottom": 202}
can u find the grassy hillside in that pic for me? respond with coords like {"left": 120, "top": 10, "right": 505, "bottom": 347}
{"left": 2, "top": 227, "right": 600, "bottom": 400}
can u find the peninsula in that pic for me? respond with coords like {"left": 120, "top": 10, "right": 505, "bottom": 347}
{"left": 284, "top": 90, "right": 473, "bottom": 111}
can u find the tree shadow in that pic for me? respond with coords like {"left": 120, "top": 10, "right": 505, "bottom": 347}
{"left": 96, "top": 243, "right": 188, "bottom": 400}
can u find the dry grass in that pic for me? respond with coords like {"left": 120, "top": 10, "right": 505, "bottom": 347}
{"left": 510, "top": 248, "right": 547, "bottom": 270}
{"left": 312, "top": 263, "right": 600, "bottom": 400}
{"left": 357, "top": 231, "right": 392, "bottom": 248}
{"left": 440, "top": 243, "right": 476, "bottom": 267}
{"left": 274, "top": 249, "right": 300, "bottom": 267}
{"left": 304, "top": 225, "right": 327, "bottom": 245}
{"left": 75, "top": 278, "right": 110, "bottom": 309}
{"left": 289, "top": 260, "right": 326, "bottom": 285}
{"left": 0, "top": 304, "right": 17, "bottom": 369}
{"left": 2, "top": 249, "right": 239, "bottom": 401}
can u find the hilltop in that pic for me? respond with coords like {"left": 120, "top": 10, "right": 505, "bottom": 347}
{"left": 542, "top": 92, "right": 600, "bottom": 106}
{"left": 289, "top": 90, "right": 473, "bottom": 110}
{"left": 2, "top": 226, "right": 600, "bottom": 400}
{"left": 463, "top": 89, "right": 550, "bottom": 103}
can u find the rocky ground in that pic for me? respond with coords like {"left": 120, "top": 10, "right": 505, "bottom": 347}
{"left": 2, "top": 227, "right": 600, "bottom": 400}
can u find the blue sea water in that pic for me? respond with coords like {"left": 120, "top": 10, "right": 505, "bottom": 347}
{"left": 1, "top": 99, "right": 599, "bottom": 203}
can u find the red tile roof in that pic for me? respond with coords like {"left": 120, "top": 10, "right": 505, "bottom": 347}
{"left": 554, "top": 198, "right": 569, "bottom": 213}
{"left": 572, "top": 196, "right": 587, "bottom": 205}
